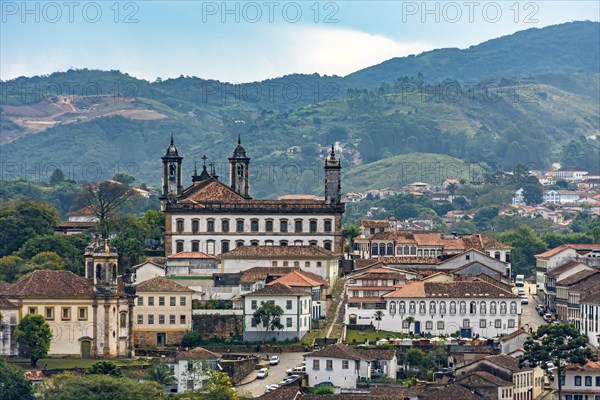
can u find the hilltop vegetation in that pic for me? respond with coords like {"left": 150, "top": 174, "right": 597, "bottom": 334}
{"left": 1, "top": 22, "right": 599, "bottom": 198}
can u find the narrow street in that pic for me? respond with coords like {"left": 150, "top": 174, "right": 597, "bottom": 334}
{"left": 235, "top": 352, "right": 305, "bottom": 398}
{"left": 513, "top": 283, "right": 547, "bottom": 332}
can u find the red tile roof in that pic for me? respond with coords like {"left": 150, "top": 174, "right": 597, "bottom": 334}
{"left": 384, "top": 279, "right": 517, "bottom": 299}
{"left": 246, "top": 282, "right": 309, "bottom": 297}
{"left": 308, "top": 343, "right": 373, "bottom": 361}
{"left": 3, "top": 270, "right": 95, "bottom": 297}
{"left": 221, "top": 245, "right": 339, "bottom": 258}
{"left": 546, "top": 260, "right": 588, "bottom": 277}
{"left": 239, "top": 267, "right": 300, "bottom": 284}
{"left": 167, "top": 251, "right": 216, "bottom": 259}
{"left": 176, "top": 346, "right": 221, "bottom": 361}
{"left": 268, "top": 270, "right": 328, "bottom": 288}
{"left": 535, "top": 245, "right": 573, "bottom": 259}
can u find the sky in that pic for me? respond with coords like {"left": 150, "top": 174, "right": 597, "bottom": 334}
{"left": 1, "top": 1, "right": 599, "bottom": 83}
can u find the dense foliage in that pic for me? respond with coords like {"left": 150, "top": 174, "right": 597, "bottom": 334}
{"left": 14, "top": 314, "right": 53, "bottom": 367}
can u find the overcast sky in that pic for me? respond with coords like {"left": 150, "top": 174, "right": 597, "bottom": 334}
{"left": 1, "top": 1, "right": 598, "bottom": 82}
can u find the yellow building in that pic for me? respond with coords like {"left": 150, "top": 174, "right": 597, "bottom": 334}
{"left": 133, "top": 276, "right": 193, "bottom": 347}
{"left": 0, "top": 239, "right": 136, "bottom": 358}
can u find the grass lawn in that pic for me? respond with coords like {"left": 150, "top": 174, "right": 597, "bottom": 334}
{"left": 8, "top": 358, "right": 149, "bottom": 370}
{"left": 345, "top": 329, "right": 410, "bottom": 344}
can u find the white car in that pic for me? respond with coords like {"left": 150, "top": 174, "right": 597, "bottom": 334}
{"left": 546, "top": 362, "right": 555, "bottom": 371}
{"left": 269, "top": 355, "right": 280, "bottom": 365}
{"left": 257, "top": 368, "right": 269, "bottom": 379}
{"left": 265, "top": 384, "right": 279, "bottom": 393}
{"left": 517, "top": 289, "right": 526, "bottom": 296}
{"left": 286, "top": 365, "right": 306, "bottom": 374}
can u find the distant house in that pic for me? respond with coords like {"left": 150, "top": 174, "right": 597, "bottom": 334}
{"left": 456, "top": 371, "right": 513, "bottom": 400}
{"left": 543, "top": 190, "right": 581, "bottom": 204}
{"left": 512, "top": 188, "right": 525, "bottom": 205}
{"left": 132, "top": 260, "right": 165, "bottom": 284}
{"left": 166, "top": 347, "right": 221, "bottom": 393}
{"left": 554, "top": 360, "right": 600, "bottom": 399}
{"left": 304, "top": 343, "right": 397, "bottom": 389}
{"left": 580, "top": 292, "right": 600, "bottom": 348}
{"left": 551, "top": 167, "right": 589, "bottom": 182}
{"left": 165, "top": 251, "right": 218, "bottom": 275}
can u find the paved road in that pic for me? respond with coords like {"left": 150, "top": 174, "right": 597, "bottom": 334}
{"left": 513, "top": 282, "right": 547, "bottom": 332}
{"left": 235, "top": 352, "right": 305, "bottom": 398}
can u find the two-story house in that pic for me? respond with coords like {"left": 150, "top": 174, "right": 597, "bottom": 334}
{"left": 242, "top": 283, "right": 312, "bottom": 342}
{"left": 544, "top": 261, "right": 593, "bottom": 313}
{"left": 535, "top": 246, "right": 579, "bottom": 304}
{"left": 580, "top": 292, "right": 600, "bottom": 348}
{"left": 166, "top": 347, "right": 222, "bottom": 393}
{"left": 556, "top": 360, "right": 600, "bottom": 400}
{"left": 305, "top": 343, "right": 397, "bottom": 389}
{"left": 555, "top": 270, "right": 599, "bottom": 325}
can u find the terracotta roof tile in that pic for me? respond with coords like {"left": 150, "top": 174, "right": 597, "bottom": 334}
{"left": 256, "top": 386, "right": 301, "bottom": 400}
{"left": 484, "top": 354, "right": 528, "bottom": 372}
{"left": 167, "top": 251, "right": 217, "bottom": 259}
{"left": 3, "top": 270, "right": 95, "bottom": 297}
{"left": 384, "top": 280, "right": 517, "bottom": 299}
{"left": 0, "top": 297, "right": 18, "bottom": 309}
{"left": 221, "top": 245, "right": 339, "bottom": 258}
{"left": 546, "top": 260, "right": 588, "bottom": 277}
{"left": 556, "top": 270, "right": 599, "bottom": 286}
{"left": 378, "top": 256, "right": 439, "bottom": 265}
{"left": 131, "top": 260, "right": 165, "bottom": 269}
{"left": 268, "top": 270, "right": 328, "bottom": 288}
{"left": 136, "top": 276, "right": 193, "bottom": 293}
{"left": 535, "top": 245, "right": 572, "bottom": 259}
{"left": 239, "top": 267, "right": 299, "bottom": 284}
{"left": 308, "top": 343, "right": 372, "bottom": 361}
{"left": 176, "top": 346, "right": 221, "bottom": 361}
{"left": 457, "top": 370, "right": 512, "bottom": 387}
{"left": 246, "top": 282, "right": 309, "bottom": 297}
{"left": 581, "top": 291, "right": 600, "bottom": 303}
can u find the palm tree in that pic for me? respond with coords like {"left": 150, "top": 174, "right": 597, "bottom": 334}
{"left": 147, "top": 361, "right": 176, "bottom": 386}
{"left": 403, "top": 316, "right": 415, "bottom": 335}
{"left": 342, "top": 225, "right": 361, "bottom": 257}
{"left": 373, "top": 310, "right": 385, "bottom": 330}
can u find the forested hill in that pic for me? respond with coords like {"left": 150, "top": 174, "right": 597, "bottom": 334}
{"left": 347, "top": 21, "right": 600, "bottom": 85}
{"left": 1, "top": 22, "right": 599, "bottom": 198}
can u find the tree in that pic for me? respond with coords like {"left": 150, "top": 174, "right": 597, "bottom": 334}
{"left": 112, "top": 172, "right": 135, "bottom": 185}
{"left": 17, "top": 235, "right": 83, "bottom": 275}
{"left": 111, "top": 217, "right": 147, "bottom": 268}
{"left": 498, "top": 225, "right": 547, "bottom": 277}
{"left": 49, "top": 168, "right": 65, "bottom": 185}
{"left": 406, "top": 348, "right": 425, "bottom": 368}
{"left": 74, "top": 181, "right": 135, "bottom": 237}
{"left": 0, "top": 357, "right": 34, "bottom": 400}
{"left": 38, "top": 373, "right": 163, "bottom": 400}
{"left": 342, "top": 224, "right": 361, "bottom": 256}
{"left": 140, "top": 209, "right": 165, "bottom": 248}
{"left": 14, "top": 314, "right": 52, "bottom": 367}
{"left": 520, "top": 324, "right": 597, "bottom": 400}
{"left": 592, "top": 226, "right": 600, "bottom": 244}
{"left": 523, "top": 182, "right": 543, "bottom": 205}
{"left": 197, "top": 369, "right": 239, "bottom": 400}
{"left": 252, "top": 300, "right": 284, "bottom": 337}
{"left": 473, "top": 205, "right": 500, "bottom": 231}
{"left": 0, "top": 200, "right": 60, "bottom": 257}
{"left": 86, "top": 361, "right": 122, "bottom": 377}
{"left": 146, "top": 359, "right": 176, "bottom": 387}
{"left": 0, "top": 255, "right": 25, "bottom": 283}
{"left": 403, "top": 316, "right": 415, "bottom": 334}
{"left": 373, "top": 310, "right": 385, "bottom": 330}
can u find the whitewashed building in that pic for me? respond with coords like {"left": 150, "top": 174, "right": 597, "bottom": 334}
{"left": 132, "top": 260, "right": 165, "bottom": 284}
{"left": 580, "top": 292, "right": 600, "bottom": 348}
{"left": 242, "top": 283, "right": 312, "bottom": 342}
{"left": 346, "top": 279, "right": 521, "bottom": 338}
{"left": 166, "top": 347, "right": 221, "bottom": 393}
{"left": 555, "top": 360, "right": 600, "bottom": 400}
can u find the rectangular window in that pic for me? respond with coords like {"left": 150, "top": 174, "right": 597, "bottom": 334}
{"left": 148, "top": 296, "right": 154, "bottom": 306}
{"left": 29, "top": 307, "right": 37, "bottom": 314}
{"left": 313, "top": 360, "right": 319, "bottom": 370}
{"left": 191, "top": 241, "right": 199, "bottom": 252}
{"left": 309, "top": 220, "right": 317, "bottom": 233}
{"left": 585, "top": 376, "right": 592, "bottom": 386}
{"left": 159, "top": 315, "right": 165, "bottom": 324}
{"left": 137, "top": 314, "right": 143, "bottom": 324}
{"left": 305, "top": 262, "right": 310, "bottom": 268}
{"left": 286, "top": 317, "right": 292, "bottom": 327}
{"left": 508, "top": 319, "right": 515, "bottom": 328}
{"left": 326, "top": 360, "right": 333, "bottom": 370}
{"left": 495, "top": 319, "right": 502, "bottom": 328}
{"left": 207, "top": 220, "right": 215, "bottom": 232}
{"left": 480, "top": 319, "right": 487, "bottom": 328}
{"left": 236, "top": 220, "right": 244, "bottom": 232}
{"left": 170, "top": 297, "right": 176, "bottom": 306}
{"left": 251, "top": 220, "right": 259, "bottom": 232}
{"left": 283, "top": 261, "right": 289, "bottom": 267}
{"left": 137, "top": 296, "right": 143, "bottom": 306}
{"left": 45, "top": 307, "right": 54, "bottom": 320}
{"left": 575, "top": 376, "right": 582, "bottom": 386}
{"left": 180, "top": 297, "right": 186, "bottom": 306}
{"left": 463, "top": 319, "right": 470, "bottom": 328}
{"left": 191, "top": 220, "right": 199, "bottom": 233}
{"left": 437, "top": 321, "right": 444, "bottom": 330}
{"left": 251, "top": 300, "right": 257, "bottom": 310}
{"left": 159, "top": 297, "right": 165, "bottom": 306}
{"left": 342, "top": 360, "right": 349, "bottom": 369}
{"left": 62, "top": 307, "right": 71, "bottom": 321}
{"left": 265, "top": 220, "right": 273, "bottom": 232}
{"left": 595, "top": 376, "right": 600, "bottom": 386}
{"left": 251, "top": 318, "right": 257, "bottom": 327}
{"left": 425, "top": 321, "right": 433, "bottom": 330}
{"left": 148, "top": 315, "right": 154, "bottom": 324}
{"left": 242, "top": 284, "right": 252, "bottom": 291}
{"left": 324, "top": 220, "right": 332, "bottom": 232}
{"left": 170, "top": 315, "right": 176, "bottom": 324}
{"left": 221, "top": 241, "right": 230, "bottom": 253}
{"left": 176, "top": 241, "right": 184, "bottom": 253}
{"left": 280, "top": 220, "right": 288, "bottom": 233}
{"left": 78, "top": 307, "right": 87, "bottom": 321}
{"left": 176, "top": 220, "right": 184, "bottom": 232}
{"left": 295, "top": 220, "right": 303, "bottom": 233}
{"left": 222, "top": 220, "right": 230, "bottom": 232}
{"left": 316, "top": 262, "right": 322, "bottom": 268}
{"left": 180, "top": 315, "right": 186, "bottom": 324}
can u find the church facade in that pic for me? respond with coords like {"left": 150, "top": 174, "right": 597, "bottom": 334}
{"left": 160, "top": 137, "right": 345, "bottom": 257}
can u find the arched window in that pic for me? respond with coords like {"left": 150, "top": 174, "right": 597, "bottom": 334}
{"left": 309, "top": 220, "right": 317, "bottom": 233}
{"left": 429, "top": 302, "right": 436, "bottom": 314}
{"left": 470, "top": 301, "right": 476, "bottom": 314}
{"left": 221, "top": 219, "right": 230, "bottom": 232}
{"left": 176, "top": 241, "right": 184, "bottom": 253}
{"left": 221, "top": 240, "right": 230, "bottom": 253}
{"left": 236, "top": 219, "right": 244, "bottom": 232}
{"left": 490, "top": 301, "right": 497, "bottom": 314}
{"left": 280, "top": 219, "right": 288, "bottom": 232}
{"left": 389, "top": 302, "right": 396, "bottom": 314}
{"left": 419, "top": 301, "right": 426, "bottom": 314}
{"left": 191, "top": 219, "right": 200, "bottom": 233}
{"left": 237, "top": 164, "right": 244, "bottom": 177}
{"left": 399, "top": 301, "right": 406, "bottom": 314}
{"left": 120, "top": 312, "right": 127, "bottom": 329}
{"left": 450, "top": 302, "right": 456, "bottom": 314}
{"left": 294, "top": 240, "right": 303, "bottom": 246}
{"left": 372, "top": 243, "right": 379, "bottom": 255}
{"left": 510, "top": 301, "right": 517, "bottom": 314}
{"left": 250, "top": 219, "right": 259, "bottom": 232}
{"left": 409, "top": 301, "right": 416, "bottom": 313}
{"left": 265, "top": 219, "right": 274, "bottom": 232}
{"left": 424, "top": 249, "right": 430, "bottom": 256}
{"left": 280, "top": 240, "right": 288, "bottom": 246}
{"left": 379, "top": 244, "right": 385, "bottom": 255}
{"left": 308, "top": 240, "right": 318, "bottom": 246}
{"left": 264, "top": 240, "right": 274, "bottom": 246}
{"left": 176, "top": 219, "right": 184, "bottom": 232}
{"left": 324, "top": 219, "right": 332, "bottom": 232}
{"left": 387, "top": 243, "right": 394, "bottom": 255}
{"left": 439, "top": 302, "right": 446, "bottom": 314}
{"left": 411, "top": 246, "right": 416, "bottom": 255}
{"left": 480, "top": 302, "right": 486, "bottom": 314}
{"left": 324, "top": 241, "right": 332, "bottom": 251}
{"left": 418, "top": 249, "right": 423, "bottom": 256}
{"left": 494, "top": 251, "right": 501, "bottom": 260}
{"left": 236, "top": 240, "right": 244, "bottom": 248}
{"left": 459, "top": 301, "right": 466, "bottom": 314}
{"left": 500, "top": 302, "right": 507, "bottom": 314}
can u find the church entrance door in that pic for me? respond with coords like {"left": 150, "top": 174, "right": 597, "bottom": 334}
{"left": 81, "top": 341, "right": 91, "bottom": 359}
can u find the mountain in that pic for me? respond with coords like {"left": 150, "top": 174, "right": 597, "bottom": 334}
{"left": 347, "top": 21, "right": 600, "bottom": 85}
{"left": 1, "top": 22, "right": 599, "bottom": 198}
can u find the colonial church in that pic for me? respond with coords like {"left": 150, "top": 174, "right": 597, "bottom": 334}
{"left": 160, "top": 136, "right": 345, "bottom": 257}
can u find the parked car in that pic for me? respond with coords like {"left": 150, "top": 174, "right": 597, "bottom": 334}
{"left": 520, "top": 296, "right": 529, "bottom": 305}
{"left": 269, "top": 355, "right": 280, "bottom": 365}
{"left": 265, "top": 384, "right": 279, "bottom": 393}
{"left": 517, "top": 289, "right": 526, "bottom": 296}
{"left": 257, "top": 368, "right": 269, "bottom": 379}
{"left": 546, "top": 362, "right": 555, "bottom": 371}
{"left": 286, "top": 365, "right": 306, "bottom": 375}
{"left": 544, "top": 313, "right": 554, "bottom": 323}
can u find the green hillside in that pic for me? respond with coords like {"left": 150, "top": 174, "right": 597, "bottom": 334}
{"left": 343, "top": 153, "right": 485, "bottom": 192}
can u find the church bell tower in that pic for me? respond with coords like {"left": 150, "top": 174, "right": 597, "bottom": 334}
{"left": 160, "top": 134, "right": 183, "bottom": 208}
{"left": 324, "top": 145, "right": 341, "bottom": 205}
{"left": 229, "top": 136, "right": 251, "bottom": 199}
